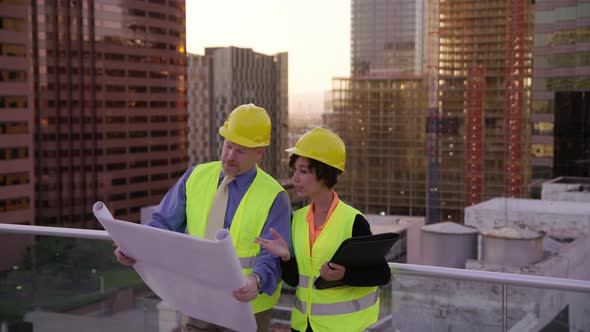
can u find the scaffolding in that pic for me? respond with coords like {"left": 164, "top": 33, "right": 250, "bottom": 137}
{"left": 465, "top": 66, "right": 484, "bottom": 206}
{"left": 327, "top": 77, "right": 429, "bottom": 216}
{"left": 435, "top": 0, "right": 534, "bottom": 222}
{"left": 504, "top": 0, "right": 528, "bottom": 197}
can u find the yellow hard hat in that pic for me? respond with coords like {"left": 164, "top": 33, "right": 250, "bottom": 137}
{"left": 219, "top": 104, "right": 271, "bottom": 147}
{"left": 286, "top": 127, "right": 346, "bottom": 172}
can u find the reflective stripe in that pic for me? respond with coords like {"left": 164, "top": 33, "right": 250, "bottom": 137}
{"left": 298, "top": 275, "right": 316, "bottom": 288}
{"left": 294, "top": 297, "right": 307, "bottom": 313}
{"left": 239, "top": 256, "right": 257, "bottom": 269}
{"left": 294, "top": 289, "right": 380, "bottom": 316}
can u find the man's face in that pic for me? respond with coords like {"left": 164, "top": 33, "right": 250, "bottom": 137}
{"left": 221, "top": 140, "right": 263, "bottom": 176}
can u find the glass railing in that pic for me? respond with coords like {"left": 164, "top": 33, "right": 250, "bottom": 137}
{"left": 1, "top": 223, "right": 589, "bottom": 332}
{"left": 0, "top": 231, "right": 163, "bottom": 332}
{"left": 383, "top": 263, "right": 590, "bottom": 332}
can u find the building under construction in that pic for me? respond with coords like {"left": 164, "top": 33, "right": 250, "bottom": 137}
{"left": 325, "top": 76, "right": 429, "bottom": 216}
{"left": 328, "top": 0, "right": 535, "bottom": 223}
{"left": 434, "top": 0, "right": 535, "bottom": 222}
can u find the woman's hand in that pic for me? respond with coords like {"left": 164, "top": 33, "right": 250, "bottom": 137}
{"left": 255, "top": 227, "right": 291, "bottom": 261}
{"left": 319, "top": 262, "right": 345, "bottom": 281}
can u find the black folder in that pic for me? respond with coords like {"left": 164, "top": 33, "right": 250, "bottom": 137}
{"left": 314, "top": 232, "right": 400, "bottom": 290}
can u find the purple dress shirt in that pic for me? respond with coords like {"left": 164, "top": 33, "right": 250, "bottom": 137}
{"left": 147, "top": 165, "right": 292, "bottom": 295}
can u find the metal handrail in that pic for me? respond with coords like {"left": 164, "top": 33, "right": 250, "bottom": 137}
{"left": 389, "top": 262, "right": 590, "bottom": 294}
{"left": 1, "top": 223, "right": 589, "bottom": 294}
{"left": 0, "top": 223, "right": 110, "bottom": 240}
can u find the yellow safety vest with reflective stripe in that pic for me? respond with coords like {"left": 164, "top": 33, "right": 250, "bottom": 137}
{"left": 185, "top": 161, "right": 283, "bottom": 313}
{"left": 291, "top": 201, "right": 380, "bottom": 332}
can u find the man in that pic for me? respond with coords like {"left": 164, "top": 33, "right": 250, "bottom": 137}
{"left": 114, "top": 104, "right": 292, "bottom": 332}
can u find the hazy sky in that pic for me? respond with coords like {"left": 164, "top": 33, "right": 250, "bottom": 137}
{"left": 185, "top": 0, "right": 351, "bottom": 101}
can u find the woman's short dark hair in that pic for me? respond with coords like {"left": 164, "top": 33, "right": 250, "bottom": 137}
{"left": 289, "top": 154, "right": 342, "bottom": 189}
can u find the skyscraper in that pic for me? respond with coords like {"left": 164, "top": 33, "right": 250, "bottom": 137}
{"left": 187, "top": 47, "right": 288, "bottom": 178}
{"left": 531, "top": 0, "right": 590, "bottom": 179}
{"left": 0, "top": 0, "right": 35, "bottom": 270}
{"left": 351, "top": 0, "right": 425, "bottom": 76}
{"left": 31, "top": 0, "right": 188, "bottom": 226}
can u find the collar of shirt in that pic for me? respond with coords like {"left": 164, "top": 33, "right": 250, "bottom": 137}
{"left": 306, "top": 191, "right": 340, "bottom": 252}
{"left": 219, "top": 165, "right": 257, "bottom": 191}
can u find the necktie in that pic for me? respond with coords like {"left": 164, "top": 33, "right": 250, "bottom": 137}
{"left": 205, "top": 175, "right": 235, "bottom": 240}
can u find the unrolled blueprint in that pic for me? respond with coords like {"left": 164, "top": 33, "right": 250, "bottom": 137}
{"left": 92, "top": 201, "right": 256, "bottom": 332}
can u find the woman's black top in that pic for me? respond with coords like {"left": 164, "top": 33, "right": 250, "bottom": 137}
{"left": 281, "top": 213, "right": 391, "bottom": 288}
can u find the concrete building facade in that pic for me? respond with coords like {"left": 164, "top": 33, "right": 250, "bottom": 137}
{"left": 531, "top": 0, "right": 590, "bottom": 180}
{"left": 0, "top": 0, "right": 35, "bottom": 270}
{"left": 30, "top": 0, "right": 188, "bottom": 226}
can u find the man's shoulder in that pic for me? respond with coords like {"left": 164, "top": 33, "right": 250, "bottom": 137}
{"left": 190, "top": 161, "right": 221, "bottom": 176}
{"left": 254, "top": 168, "right": 283, "bottom": 187}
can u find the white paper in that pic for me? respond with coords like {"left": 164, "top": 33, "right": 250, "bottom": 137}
{"left": 92, "top": 201, "right": 256, "bottom": 332}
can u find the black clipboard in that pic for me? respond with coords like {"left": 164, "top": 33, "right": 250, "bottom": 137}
{"left": 314, "top": 232, "right": 400, "bottom": 290}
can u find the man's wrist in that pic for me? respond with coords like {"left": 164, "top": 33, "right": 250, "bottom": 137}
{"left": 251, "top": 272, "right": 263, "bottom": 293}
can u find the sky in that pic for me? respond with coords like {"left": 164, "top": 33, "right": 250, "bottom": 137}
{"left": 185, "top": 0, "right": 351, "bottom": 114}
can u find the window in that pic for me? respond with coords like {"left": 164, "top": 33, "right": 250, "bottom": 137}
{"left": 0, "top": 172, "right": 29, "bottom": 186}
{"left": 0, "top": 147, "right": 28, "bottom": 160}
{"left": 0, "top": 121, "right": 28, "bottom": 134}
{"left": 0, "top": 96, "right": 27, "bottom": 108}
{"left": 0, "top": 17, "right": 25, "bottom": 31}
{"left": 0, "top": 70, "right": 26, "bottom": 82}
{"left": 0, "top": 43, "right": 26, "bottom": 56}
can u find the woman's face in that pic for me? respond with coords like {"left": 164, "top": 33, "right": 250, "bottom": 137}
{"left": 291, "top": 157, "right": 324, "bottom": 198}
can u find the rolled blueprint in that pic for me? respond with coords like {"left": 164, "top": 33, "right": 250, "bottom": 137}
{"left": 92, "top": 201, "right": 256, "bottom": 332}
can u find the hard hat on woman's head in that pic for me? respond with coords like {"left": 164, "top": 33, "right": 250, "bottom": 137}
{"left": 219, "top": 103, "right": 271, "bottom": 147}
{"left": 286, "top": 127, "right": 346, "bottom": 172}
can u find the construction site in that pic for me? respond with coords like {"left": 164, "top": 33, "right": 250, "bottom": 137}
{"left": 329, "top": 0, "right": 535, "bottom": 223}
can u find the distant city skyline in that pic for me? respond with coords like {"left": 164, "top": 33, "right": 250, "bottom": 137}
{"left": 185, "top": 0, "right": 351, "bottom": 113}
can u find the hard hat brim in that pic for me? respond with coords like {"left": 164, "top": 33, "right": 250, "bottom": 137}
{"left": 219, "top": 127, "right": 269, "bottom": 148}
{"left": 285, "top": 147, "right": 345, "bottom": 172}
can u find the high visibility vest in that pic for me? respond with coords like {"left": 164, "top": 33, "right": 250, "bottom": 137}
{"left": 185, "top": 161, "right": 284, "bottom": 313}
{"left": 291, "top": 202, "right": 379, "bottom": 332}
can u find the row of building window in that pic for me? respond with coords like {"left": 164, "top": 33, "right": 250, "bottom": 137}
{"left": 127, "top": 8, "right": 183, "bottom": 24}
{"left": 531, "top": 143, "right": 553, "bottom": 158}
{"left": 111, "top": 172, "right": 169, "bottom": 186}
{"left": 43, "top": 83, "right": 185, "bottom": 94}
{"left": 0, "top": 17, "right": 25, "bottom": 32}
{"left": 45, "top": 99, "right": 186, "bottom": 109}
{"left": 38, "top": 159, "right": 188, "bottom": 176}
{"left": 126, "top": 24, "right": 182, "bottom": 38}
{"left": 0, "top": 96, "right": 27, "bottom": 108}
{"left": 39, "top": 114, "right": 187, "bottom": 127}
{"left": 0, "top": 43, "right": 25, "bottom": 57}
{"left": 45, "top": 66, "right": 185, "bottom": 80}
{"left": 0, "top": 70, "right": 26, "bottom": 82}
{"left": 44, "top": 49, "right": 185, "bottom": 66}
{"left": 109, "top": 187, "right": 169, "bottom": 202}
{"left": 0, "top": 172, "right": 29, "bottom": 186}
{"left": 0, "top": 197, "right": 30, "bottom": 213}
{"left": 0, "top": 147, "right": 28, "bottom": 160}
{"left": 101, "top": 35, "right": 184, "bottom": 52}
{"left": 103, "top": 52, "right": 185, "bottom": 65}
{"left": 0, "top": 121, "right": 28, "bottom": 134}
{"left": 38, "top": 142, "right": 185, "bottom": 158}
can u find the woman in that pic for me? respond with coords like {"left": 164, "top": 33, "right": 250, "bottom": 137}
{"left": 256, "top": 127, "right": 391, "bottom": 332}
